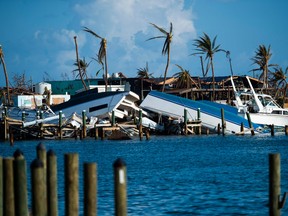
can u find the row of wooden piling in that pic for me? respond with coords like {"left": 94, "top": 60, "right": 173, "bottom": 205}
{"left": 0, "top": 146, "right": 287, "bottom": 215}
{"left": 0, "top": 143, "right": 128, "bottom": 216}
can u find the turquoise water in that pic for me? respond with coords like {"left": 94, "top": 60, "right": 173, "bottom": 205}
{"left": 1, "top": 134, "right": 288, "bottom": 215}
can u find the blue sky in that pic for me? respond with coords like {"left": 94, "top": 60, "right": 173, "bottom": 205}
{"left": 0, "top": 0, "right": 287, "bottom": 87}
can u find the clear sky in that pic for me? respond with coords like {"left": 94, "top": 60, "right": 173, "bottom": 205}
{"left": 0, "top": 0, "right": 287, "bottom": 87}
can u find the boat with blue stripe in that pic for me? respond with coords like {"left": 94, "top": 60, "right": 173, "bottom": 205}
{"left": 140, "top": 91, "right": 264, "bottom": 134}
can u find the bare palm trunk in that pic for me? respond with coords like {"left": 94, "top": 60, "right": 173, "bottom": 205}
{"left": 74, "top": 36, "right": 88, "bottom": 91}
{"left": 211, "top": 57, "right": 215, "bottom": 101}
{"left": 264, "top": 64, "right": 268, "bottom": 89}
{"left": 162, "top": 46, "right": 171, "bottom": 92}
{"left": 200, "top": 56, "right": 205, "bottom": 77}
{"left": 104, "top": 54, "right": 108, "bottom": 92}
{"left": 0, "top": 54, "right": 11, "bottom": 106}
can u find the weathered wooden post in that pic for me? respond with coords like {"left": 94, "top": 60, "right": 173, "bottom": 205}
{"left": 184, "top": 108, "right": 188, "bottom": 135}
{"left": 84, "top": 163, "right": 97, "bottom": 216}
{"left": 82, "top": 110, "right": 87, "bottom": 138}
{"left": 58, "top": 111, "right": 63, "bottom": 139}
{"left": 3, "top": 157, "right": 15, "bottom": 216}
{"left": 145, "top": 128, "right": 150, "bottom": 140}
{"left": 217, "top": 123, "right": 221, "bottom": 135}
{"left": 113, "top": 158, "right": 127, "bottom": 216}
{"left": 221, "top": 108, "right": 226, "bottom": 136}
{"left": 65, "top": 153, "right": 79, "bottom": 216}
{"left": 31, "top": 159, "right": 46, "bottom": 216}
{"left": 271, "top": 124, "right": 275, "bottom": 136}
{"left": 47, "top": 150, "right": 58, "bottom": 216}
{"left": 269, "top": 153, "right": 281, "bottom": 216}
{"left": 285, "top": 125, "right": 288, "bottom": 136}
{"left": 246, "top": 112, "right": 255, "bottom": 136}
{"left": 112, "top": 110, "right": 116, "bottom": 127}
{"left": 9, "top": 126, "right": 14, "bottom": 146}
{"left": 197, "top": 108, "right": 201, "bottom": 135}
{"left": 36, "top": 142, "right": 47, "bottom": 214}
{"left": 0, "top": 157, "right": 3, "bottom": 216}
{"left": 240, "top": 122, "right": 244, "bottom": 135}
{"left": 13, "top": 150, "right": 28, "bottom": 216}
{"left": 139, "top": 109, "right": 143, "bottom": 141}
{"left": 94, "top": 124, "right": 99, "bottom": 140}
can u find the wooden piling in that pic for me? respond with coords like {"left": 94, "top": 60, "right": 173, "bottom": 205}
{"left": 271, "top": 124, "right": 275, "bottom": 136}
{"left": 65, "top": 153, "right": 79, "bottom": 216}
{"left": 184, "top": 108, "right": 188, "bottom": 135}
{"left": 58, "top": 111, "right": 63, "bottom": 139}
{"left": 84, "top": 163, "right": 97, "bottom": 216}
{"left": 221, "top": 108, "right": 226, "bottom": 136}
{"left": 13, "top": 153, "right": 28, "bottom": 216}
{"left": 145, "top": 128, "right": 150, "bottom": 140}
{"left": 94, "top": 124, "right": 98, "bottom": 140}
{"left": 269, "top": 153, "right": 281, "bottom": 216}
{"left": 139, "top": 109, "right": 143, "bottom": 140}
{"left": 3, "top": 157, "right": 15, "bottom": 216}
{"left": 240, "top": 122, "right": 244, "bottom": 135}
{"left": 112, "top": 110, "right": 115, "bottom": 127}
{"left": 30, "top": 159, "right": 46, "bottom": 216}
{"left": 0, "top": 157, "right": 3, "bottom": 216}
{"left": 113, "top": 158, "right": 127, "bottom": 216}
{"left": 36, "top": 142, "right": 47, "bottom": 214}
{"left": 9, "top": 126, "right": 14, "bottom": 146}
{"left": 47, "top": 150, "right": 58, "bottom": 216}
{"left": 285, "top": 125, "right": 288, "bottom": 135}
{"left": 246, "top": 112, "right": 255, "bottom": 136}
{"left": 82, "top": 110, "right": 87, "bottom": 138}
{"left": 217, "top": 123, "right": 221, "bottom": 135}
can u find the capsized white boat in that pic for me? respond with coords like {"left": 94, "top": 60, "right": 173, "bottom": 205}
{"left": 51, "top": 88, "right": 143, "bottom": 119}
{"left": 140, "top": 90, "right": 264, "bottom": 134}
{"left": 231, "top": 76, "right": 288, "bottom": 128}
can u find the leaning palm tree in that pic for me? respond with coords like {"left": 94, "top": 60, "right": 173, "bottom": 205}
{"left": 0, "top": 45, "right": 11, "bottom": 105}
{"left": 147, "top": 22, "right": 173, "bottom": 92}
{"left": 73, "top": 36, "right": 88, "bottom": 91}
{"left": 251, "top": 45, "right": 277, "bottom": 89}
{"left": 83, "top": 27, "right": 109, "bottom": 92}
{"left": 193, "top": 33, "right": 223, "bottom": 101}
{"left": 137, "top": 62, "right": 154, "bottom": 100}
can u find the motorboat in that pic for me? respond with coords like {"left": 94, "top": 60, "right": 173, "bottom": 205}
{"left": 231, "top": 76, "right": 288, "bottom": 128}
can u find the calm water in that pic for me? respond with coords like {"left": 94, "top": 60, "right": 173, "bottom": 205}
{"left": 1, "top": 134, "right": 288, "bottom": 215}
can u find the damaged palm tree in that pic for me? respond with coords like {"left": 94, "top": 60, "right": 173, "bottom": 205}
{"left": 0, "top": 44, "right": 11, "bottom": 105}
{"left": 73, "top": 36, "right": 88, "bottom": 91}
{"left": 83, "top": 27, "right": 109, "bottom": 92}
{"left": 147, "top": 22, "right": 173, "bottom": 92}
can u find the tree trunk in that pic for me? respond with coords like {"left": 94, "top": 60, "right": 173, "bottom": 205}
{"left": 161, "top": 45, "right": 171, "bottom": 92}
{"left": 0, "top": 53, "right": 11, "bottom": 106}
{"left": 73, "top": 36, "right": 88, "bottom": 91}
{"left": 104, "top": 53, "right": 108, "bottom": 92}
{"left": 211, "top": 57, "right": 215, "bottom": 101}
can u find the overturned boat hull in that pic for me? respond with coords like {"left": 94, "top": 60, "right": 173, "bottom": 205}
{"left": 140, "top": 91, "right": 263, "bottom": 134}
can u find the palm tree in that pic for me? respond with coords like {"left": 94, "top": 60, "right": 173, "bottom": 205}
{"left": 173, "top": 64, "right": 199, "bottom": 89}
{"left": 73, "top": 36, "right": 88, "bottom": 91}
{"left": 0, "top": 45, "right": 11, "bottom": 105}
{"left": 251, "top": 45, "right": 277, "bottom": 89}
{"left": 137, "top": 62, "right": 154, "bottom": 100}
{"left": 72, "top": 58, "right": 90, "bottom": 81}
{"left": 270, "top": 66, "right": 287, "bottom": 105}
{"left": 147, "top": 22, "right": 173, "bottom": 92}
{"left": 83, "top": 27, "right": 109, "bottom": 92}
{"left": 193, "top": 33, "right": 223, "bottom": 101}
